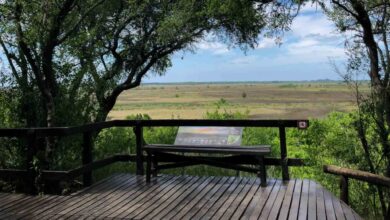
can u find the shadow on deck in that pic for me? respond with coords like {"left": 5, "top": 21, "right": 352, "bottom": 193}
{"left": 0, "top": 174, "right": 362, "bottom": 220}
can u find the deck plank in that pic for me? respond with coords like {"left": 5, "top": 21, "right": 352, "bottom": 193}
{"left": 288, "top": 179, "right": 302, "bottom": 220}
{"left": 241, "top": 179, "right": 276, "bottom": 220}
{"left": 297, "top": 179, "right": 310, "bottom": 220}
{"left": 324, "top": 188, "right": 337, "bottom": 220}
{"left": 48, "top": 174, "right": 134, "bottom": 220}
{"left": 258, "top": 180, "right": 282, "bottom": 220}
{"left": 212, "top": 178, "right": 253, "bottom": 219}
{"left": 0, "top": 174, "right": 363, "bottom": 220}
{"left": 267, "top": 180, "right": 288, "bottom": 220}
{"left": 22, "top": 174, "right": 125, "bottom": 219}
{"left": 144, "top": 176, "right": 205, "bottom": 219}
{"left": 199, "top": 177, "right": 245, "bottom": 219}
{"left": 330, "top": 189, "right": 346, "bottom": 220}
{"left": 341, "top": 201, "right": 356, "bottom": 220}
{"left": 229, "top": 178, "right": 261, "bottom": 219}
{"left": 190, "top": 177, "right": 235, "bottom": 220}
{"left": 182, "top": 177, "right": 233, "bottom": 219}
{"left": 278, "top": 179, "right": 295, "bottom": 220}
{"left": 308, "top": 180, "right": 317, "bottom": 220}
{"left": 316, "top": 183, "right": 327, "bottom": 220}
{"left": 220, "top": 178, "right": 256, "bottom": 219}
{"left": 98, "top": 175, "right": 175, "bottom": 219}
{"left": 114, "top": 176, "right": 192, "bottom": 219}
{"left": 173, "top": 176, "right": 225, "bottom": 219}
{"left": 161, "top": 176, "right": 215, "bottom": 219}
{"left": 63, "top": 174, "right": 142, "bottom": 218}
{"left": 36, "top": 173, "right": 128, "bottom": 219}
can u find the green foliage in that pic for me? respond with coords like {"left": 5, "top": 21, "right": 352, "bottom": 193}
{"left": 278, "top": 83, "right": 298, "bottom": 88}
{"left": 0, "top": 90, "right": 25, "bottom": 170}
{"left": 206, "top": 98, "right": 249, "bottom": 119}
{"left": 289, "top": 112, "right": 386, "bottom": 218}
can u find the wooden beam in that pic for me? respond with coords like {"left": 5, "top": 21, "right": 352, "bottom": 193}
{"left": 154, "top": 153, "right": 304, "bottom": 166}
{"left": 26, "top": 131, "right": 37, "bottom": 194}
{"left": 139, "top": 119, "right": 309, "bottom": 128}
{"left": 340, "top": 175, "right": 349, "bottom": 205}
{"left": 279, "top": 126, "right": 289, "bottom": 180}
{"left": 82, "top": 132, "right": 93, "bottom": 187}
{"left": 323, "top": 165, "right": 390, "bottom": 187}
{"left": 0, "top": 169, "right": 28, "bottom": 179}
{"left": 0, "top": 119, "right": 309, "bottom": 137}
{"left": 135, "top": 124, "right": 144, "bottom": 175}
{"left": 0, "top": 154, "right": 135, "bottom": 182}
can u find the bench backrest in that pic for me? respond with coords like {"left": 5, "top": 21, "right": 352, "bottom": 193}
{"left": 174, "top": 126, "right": 243, "bottom": 146}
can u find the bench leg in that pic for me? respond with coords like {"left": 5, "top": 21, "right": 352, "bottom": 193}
{"left": 257, "top": 156, "right": 267, "bottom": 187}
{"left": 152, "top": 155, "right": 158, "bottom": 177}
{"left": 146, "top": 152, "right": 152, "bottom": 183}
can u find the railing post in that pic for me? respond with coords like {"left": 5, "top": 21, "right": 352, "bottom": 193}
{"left": 279, "top": 126, "right": 289, "bottom": 181}
{"left": 340, "top": 175, "right": 349, "bottom": 205}
{"left": 135, "top": 123, "right": 144, "bottom": 175}
{"left": 82, "top": 131, "right": 93, "bottom": 187}
{"left": 26, "top": 130, "right": 37, "bottom": 194}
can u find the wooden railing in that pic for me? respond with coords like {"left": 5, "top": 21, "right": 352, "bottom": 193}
{"left": 0, "top": 119, "right": 308, "bottom": 194}
{"left": 323, "top": 165, "right": 390, "bottom": 205}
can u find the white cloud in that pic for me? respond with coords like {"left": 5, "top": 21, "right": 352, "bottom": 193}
{"left": 201, "top": 5, "right": 346, "bottom": 74}
{"left": 287, "top": 41, "right": 345, "bottom": 59}
{"left": 272, "top": 6, "right": 346, "bottom": 65}
{"left": 291, "top": 13, "right": 336, "bottom": 38}
{"left": 289, "top": 39, "right": 319, "bottom": 48}
{"left": 196, "top": 40, "right": 230, "bottom": 55}
{"left": 230, "top": 37, "right": 345, "bottom": 67}
{"left": 256, "top": 38, "right": 279, "bottom": 49}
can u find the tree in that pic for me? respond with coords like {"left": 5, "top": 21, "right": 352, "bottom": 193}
{"left": 318, "top": 0, "right": 390, "bottom": 218}
{"left": 0, "top": 0, "right": 288, "bottom": 128}
{"left": 0, "top": 0, "right": 295, "bottom": 169}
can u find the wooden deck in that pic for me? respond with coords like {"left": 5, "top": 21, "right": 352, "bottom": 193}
{"left": 0, "top": 174, "right": 362, "bottom": 220}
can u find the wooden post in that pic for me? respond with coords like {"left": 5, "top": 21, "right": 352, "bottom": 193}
{"left": 135, "top": 124, "right": 144, "bottom": 175}
{"left": 82, "top": 131, "right": 93, "bottom": 187}
{"left": 340, "top": 175, "right": 349, "bottom": 205}
{"left": 279, "top": 126, "right": 289, "bottom": 180}
{"left": 26, "top": 130, "right": 37, "bottom": 194}
{"left": 146, "top": 152, "right": 151, "bottom": 183}
{"left": 257, "top": 156, "right": 267, "bottom": 187}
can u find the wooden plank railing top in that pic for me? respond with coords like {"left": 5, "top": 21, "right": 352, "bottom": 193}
{"left": 323, "top": 165, "right": 390, "bottom": 187}
{"left": 0, "top": 119, "right": 309, "bottom": 137}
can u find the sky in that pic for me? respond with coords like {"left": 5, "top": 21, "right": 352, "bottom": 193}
{"left": 145, "top": 4, "right": 348, "bottom": 83}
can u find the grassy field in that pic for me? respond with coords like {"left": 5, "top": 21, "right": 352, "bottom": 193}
{"left": 108, "top": 82, "right": 367, "bottom": 120}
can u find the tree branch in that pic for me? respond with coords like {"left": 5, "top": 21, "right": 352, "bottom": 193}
{"left": 57, "top": 0, "right": 106, "bottom": 44}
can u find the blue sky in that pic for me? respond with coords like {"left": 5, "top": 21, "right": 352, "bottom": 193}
{"left": 145, "top": 4, "right": 347, "bottom": 83}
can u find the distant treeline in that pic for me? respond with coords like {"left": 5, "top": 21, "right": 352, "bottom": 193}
{"left": 142, "top": 80, "right": 370, "bottom": 86}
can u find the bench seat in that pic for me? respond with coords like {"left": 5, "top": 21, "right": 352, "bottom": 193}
{"left": 143, "top": 144, "right": 271, "bottom": 155}
{"left": 143, "top": 144, "right": 271, "bottom": 186}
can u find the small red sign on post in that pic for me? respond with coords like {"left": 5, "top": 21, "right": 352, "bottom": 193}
{"left": 298, "top": 120, "right": 308, "bottom": 129}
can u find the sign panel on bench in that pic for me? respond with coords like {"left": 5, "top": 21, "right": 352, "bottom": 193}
{"left": 174, "top": 126, "right": 243, "bottom": 146}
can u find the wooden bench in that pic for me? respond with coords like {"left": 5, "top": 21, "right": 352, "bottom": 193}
{"left": 143, "top": 144, "right": 271, "bottom": 186}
